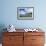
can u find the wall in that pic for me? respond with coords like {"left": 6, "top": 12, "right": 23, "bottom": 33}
{"left": 0, "top": 0, "right": 46, "bottom": 44}
{"left": 0, "top": 0, "right": 46, "bottom": 30}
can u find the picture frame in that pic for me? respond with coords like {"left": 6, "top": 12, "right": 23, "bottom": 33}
{"left": 17, "top": 7, "right": 34, "bottom": 20}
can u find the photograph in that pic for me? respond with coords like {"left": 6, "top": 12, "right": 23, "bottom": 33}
{"left": 17, "top": 7, "right": 34, "bottom": 20}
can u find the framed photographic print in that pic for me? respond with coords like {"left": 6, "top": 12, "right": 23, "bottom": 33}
{"left": 17, "top": 7, "right": 34, "bottom": 20}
